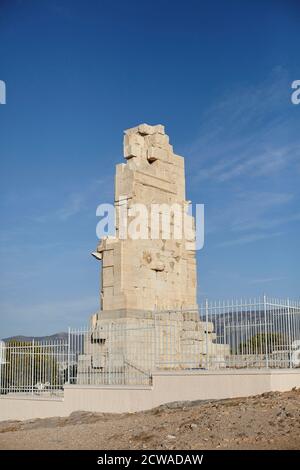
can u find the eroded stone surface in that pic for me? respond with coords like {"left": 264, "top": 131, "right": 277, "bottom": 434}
{"left": 96, "top": 123, "right": 196, "bottom": 312}
{"left": 77, "top": 125, "right": 229, "bottom": 383}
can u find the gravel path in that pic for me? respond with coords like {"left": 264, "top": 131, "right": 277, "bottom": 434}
{"left": 0, "top": 389, "right": 300, "bottom": 450}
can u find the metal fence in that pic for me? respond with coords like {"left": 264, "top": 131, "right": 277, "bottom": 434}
{"left": 200, "top": 296, "right": 300, "bottom": 369}
{"left": 69, "top": 323, "right": 156, "bottom": 386}
{"left": 0, "top": 339, "right": 68, "bottom": 398}
{"left": 1, "top": 296, "right": 300, "bottom": 396}
{"left": 68, "top": 296, "right": 300, "bottom": 386}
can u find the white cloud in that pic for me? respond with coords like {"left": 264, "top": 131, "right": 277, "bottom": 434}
{"left": 249, "top": 277, "right": 285, "bottom": 284}
{"left": 30, "top": 177, "right": 113, "bottom": 224}
{"left": 187, "top": 68, "right": 297, "bottom": 184}
{"left": 205, "top": 190, "right": 294, "bottom": 235}
{"left": 56, "top": 192, "right": 86, "bottom": 220}
{"left": 217, "top": 231, "right": 283, "bottom": 248}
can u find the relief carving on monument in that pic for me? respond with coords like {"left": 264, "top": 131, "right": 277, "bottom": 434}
{"left": 77, "top": 124, "right": 229, "bottom": 384}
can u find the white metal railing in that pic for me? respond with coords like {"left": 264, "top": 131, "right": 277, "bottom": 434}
{"left": 1, "top": 297, "right": 300, "bottom": 396}
{"left": 198, "top": 296, "right": 300, "bottom": 370}
{"left": 0, "top": 339, "right": 67, "bottom": 398}
{"left": 68, "top": 296, "right": 300, "bottom": 386}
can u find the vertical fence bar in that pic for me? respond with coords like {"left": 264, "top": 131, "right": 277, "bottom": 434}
{"left": 108, "top": 323, "right": 112, "bottom": 385}
{"left": 287, "top": 298, "right": 292, "bottom": 369}
{"left": 205, "top": 299, "right": 209, "bottom": 370}
{"left": 263, "top": 295, "right": 268, "bottom": 368}
{"left": 31, "top": 339, "right": 35, "bottom": 395}
{"left": 67, "top": 327, "right": 71, "bottom": 384}
{"left": 154, "top": 310, "right": 158, "bottom": 370}
{"left": 0, "top": 342, "right": 2, "bottom": 394}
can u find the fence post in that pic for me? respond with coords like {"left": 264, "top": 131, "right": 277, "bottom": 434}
{"left": 108, "top": 323, "right": 112, "bottom": 385}
{"left": 154, "top": 308, "right": 157, "bottom": 370}
{"left": 205, "top": 299, "right": 209, "bottom": 370}
{"left": 263, "top": 294, "right": 269, "bottom": 368}
{"left": 67, "top": 327, "right": 71, "bottom": 384}
{"left": 0, "top": 342, "right": 2, "bottom": 393}
{"left": 287, "top": 298, "right": 292, "bottom": 369}
{"left": 31, "top": 339, "right": 35, "bottom": 395}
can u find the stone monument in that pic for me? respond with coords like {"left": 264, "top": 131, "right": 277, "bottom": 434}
{"left": 77, "top": 124, "right": 229, "bottom": 384}
{"left": 94, "top": 123, "right": 197, "bottom": 314}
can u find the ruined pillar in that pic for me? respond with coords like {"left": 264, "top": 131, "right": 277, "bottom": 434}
{"left": 93, "top": 123, "right": 197, "bottom": 318}
{"left": 76, "top": 125, "right": 228, "bottom": 385}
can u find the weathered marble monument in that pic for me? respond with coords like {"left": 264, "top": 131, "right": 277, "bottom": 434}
{"left": 77, "top": 124, "right": 229, "bottom": 384}
{"left": 94, "top": 123, "right": 197, "bottom": 314}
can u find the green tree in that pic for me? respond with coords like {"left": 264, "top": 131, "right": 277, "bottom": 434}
{"left": 237, "top": 332, "right": 286, "bottom": 355}
{"left": 1, "top": 341, "right": 59, "bottom": 393}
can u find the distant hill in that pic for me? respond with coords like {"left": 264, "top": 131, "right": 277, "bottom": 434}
{"left": 2, "top": 332, "right": 68, "bottom": 343}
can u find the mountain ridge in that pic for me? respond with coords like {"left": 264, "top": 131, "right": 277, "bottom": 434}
{"left": 2, "top": 332, "right": 68, "bottom": 342}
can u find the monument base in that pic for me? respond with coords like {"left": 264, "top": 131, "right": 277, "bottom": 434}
{"left": 76, "top": 309, "right": 230, "bottom": 385}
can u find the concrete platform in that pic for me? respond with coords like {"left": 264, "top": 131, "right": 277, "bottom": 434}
{"left": 1, "top": 369, "right": 300, "bottom": 421}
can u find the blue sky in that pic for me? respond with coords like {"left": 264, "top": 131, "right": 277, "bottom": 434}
{"left": 0, "top": 0, "right": 299, "bottom": 337}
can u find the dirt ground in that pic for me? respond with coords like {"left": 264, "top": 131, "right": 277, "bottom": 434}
{"left": 0, "top": 389, "right": 299, "bottom": 450}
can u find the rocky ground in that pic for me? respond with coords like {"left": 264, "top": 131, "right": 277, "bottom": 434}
{"left": 0, "top": 389, "right": 299, "bottom": 450}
